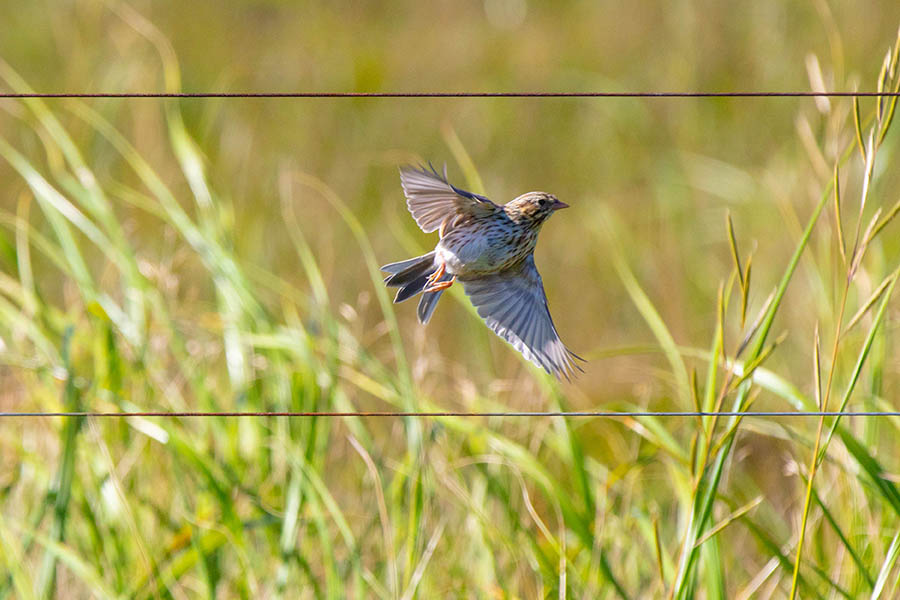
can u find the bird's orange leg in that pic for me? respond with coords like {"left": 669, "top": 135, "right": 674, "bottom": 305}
{"left": 424, "top": 275, "right": 456, "bottom": 293}
{"left": 425, "top": 262, "right": 446, "bottom": 287}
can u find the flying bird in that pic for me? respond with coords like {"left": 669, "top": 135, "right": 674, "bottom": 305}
{"left": 381, "top": 164, "right": 583, "bottom": 380}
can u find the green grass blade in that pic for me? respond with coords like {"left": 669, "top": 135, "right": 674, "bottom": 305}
{"left": 809, "top": 484, "right": 876, "bottom": 590}
{"left": 600, "top": 208, "right": 690, "bottom": 409}
{"left": 442, "top": 124, "right": 487, "bottom": 196}
{"left": 838, "top": 432, "right": 900, "bottom": 517}
{"left": 26, "top": 528, "right": 122, "bottom": 600}
{"left": 0, "top": 514, "right": 38, "bottom": 600}
{"left": 871, "top": 530, "right": 900, "bottom": 599}
{"left": 37, "top": 334, "right": 83, "bottom": 599}
{"left": 672, "top": 182, "right": 831, "bottom": 598}
{"left": 820, "top": 270, "right": 899, "bottom": 460}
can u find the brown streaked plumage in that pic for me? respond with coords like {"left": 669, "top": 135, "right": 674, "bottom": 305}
{"left": 381, "top": 164, "right": 583, "bottom": 380}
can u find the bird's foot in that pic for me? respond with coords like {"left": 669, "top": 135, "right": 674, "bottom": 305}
{"left": 425, "top": 262, "right": 446, "bottom": 287}
{"left": 423, "top": 275, "right": 456, "bottom": 293}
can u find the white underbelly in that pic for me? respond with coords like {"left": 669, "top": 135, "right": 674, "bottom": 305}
{"left": 436, "top": 235, "right": 516, "bottom": 277}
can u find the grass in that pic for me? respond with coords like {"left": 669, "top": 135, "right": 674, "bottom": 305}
{"left": 1, "top": 1, "right": 900, "bottom": 597}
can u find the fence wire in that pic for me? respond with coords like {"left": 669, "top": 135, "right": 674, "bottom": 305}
{"left": 2, "top": 91, "right": 900, "bottom": 98}
{"left": 1, "top": 411, "right": 899, "bottom": 418}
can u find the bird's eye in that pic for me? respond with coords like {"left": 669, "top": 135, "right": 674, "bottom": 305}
{"left": 538, "top": 198, "right": 547, "bottom": 207}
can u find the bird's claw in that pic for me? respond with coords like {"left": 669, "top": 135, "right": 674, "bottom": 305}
{"left": 424, "top": 275, "right": 456, "bottom": 293}
{"left": 426, "top": 262, "right": 446, "bottom": 286}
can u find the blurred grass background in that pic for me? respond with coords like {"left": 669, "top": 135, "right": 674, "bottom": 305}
{"left": 2, "top": 0, "right": 900, "bottom": 597}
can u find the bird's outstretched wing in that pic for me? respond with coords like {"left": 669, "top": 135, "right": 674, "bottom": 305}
{"left": 461, "top": 255, "right": 584, "bottom": 380}
{"left": 399, "top": 164, "right": 500, "bottom": 234}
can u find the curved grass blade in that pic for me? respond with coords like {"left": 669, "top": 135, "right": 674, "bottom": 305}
{"left": 871, "top": 530, "right": 900, "bottom": 600}
{"left": 671, "top": 180, "right": 831, "bottom": 598}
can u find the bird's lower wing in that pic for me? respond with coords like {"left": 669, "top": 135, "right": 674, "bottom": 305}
{"left": 399, "top": 164, "right": 499, "bottom": 234}
{"left": 460, "top": 256, "right": 582, "bottom": 380}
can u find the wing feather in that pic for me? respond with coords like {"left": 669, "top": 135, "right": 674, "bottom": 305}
{"left": 461, "top": 256, "right": 583, "bottom": 380}
{"left": 399, "top": 164, "right": 499, "bottom": 233}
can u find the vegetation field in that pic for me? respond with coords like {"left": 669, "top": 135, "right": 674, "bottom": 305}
{"left": 2, "top": 1, "right": 900, "bottom": 597}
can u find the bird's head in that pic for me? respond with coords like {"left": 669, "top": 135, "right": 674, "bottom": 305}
{"left": 505, "top": 192, "right": 569, "bottom": 226}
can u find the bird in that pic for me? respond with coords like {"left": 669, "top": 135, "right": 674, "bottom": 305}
{"left": 381, "top": 164, "right": 584, "bottom": 380}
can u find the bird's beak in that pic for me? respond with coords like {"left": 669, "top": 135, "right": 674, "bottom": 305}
{"left": 552, "top": 199, "right": 570, "bottom": 211}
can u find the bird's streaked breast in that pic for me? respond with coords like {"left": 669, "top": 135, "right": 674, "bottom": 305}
{"left": 436, "top": 217, "right": 536, "bottom": 277}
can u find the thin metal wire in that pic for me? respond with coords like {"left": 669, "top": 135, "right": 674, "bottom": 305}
{"left": 1, "top": 91, "right": 900, "bottom": 99}
{"left": 1, "top": 411, "right": 899, "bottom": 418}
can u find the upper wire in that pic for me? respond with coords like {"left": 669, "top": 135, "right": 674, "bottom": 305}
{"left": 1, "top": 91, "right": 900, "bottom": 98}
{"left": 1, "top": 411, "right": 899, "bottom": 418}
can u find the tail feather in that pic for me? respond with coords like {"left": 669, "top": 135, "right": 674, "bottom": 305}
{"left": 380, "top": 253, "right": 446, "bottom": 316}
{"left": 394, "top": 272, "right": 431, "bottom": 303}
{"left": 383, "top": 255, "right": 435, "bottom": 289}
{"left": 384, "top": 261, "right": 434, "bottom": 288}
{"left": 381, "top": 252, "right": 435, "bottom": 276}
{"left": 417, "top": 272, "right": 452, "bottom": 324}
